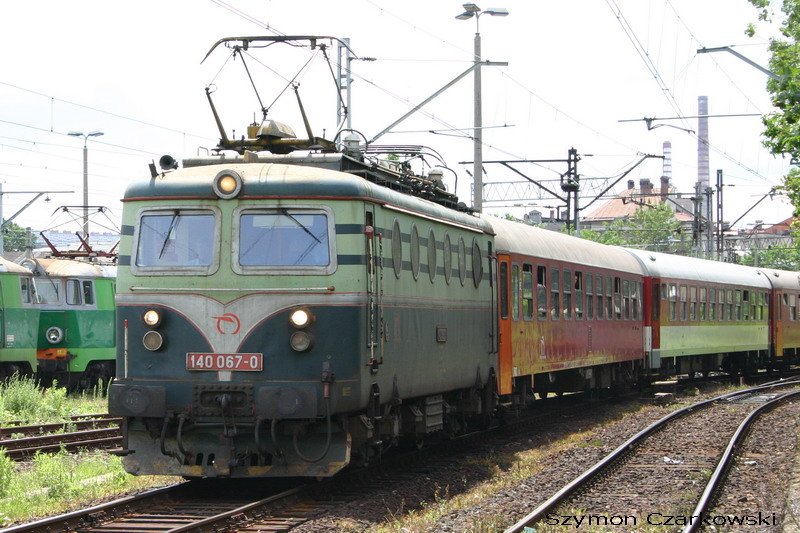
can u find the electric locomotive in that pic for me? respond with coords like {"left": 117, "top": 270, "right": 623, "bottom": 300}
{"left": 24, "top": 258, "right": 117, "bottom": 389}
{"left": 0, "top": 258, "right": 39, "bottom": 380}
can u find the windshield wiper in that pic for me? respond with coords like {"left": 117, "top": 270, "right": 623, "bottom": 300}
{"left": 280, "top": 209, "right": 321, "bottom": 243}
{"left": 158, "top": 212, "right": 180, "bottom": 259}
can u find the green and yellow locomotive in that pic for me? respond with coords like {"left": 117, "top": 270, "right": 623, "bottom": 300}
{"left": 25, "top": 258, "right": 117, "bottom": 389}
{"left": 0, "top": 258, "right": 39, "bottom": 380}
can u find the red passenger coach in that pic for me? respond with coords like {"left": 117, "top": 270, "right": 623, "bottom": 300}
{"left": 761, "top": 268, "right": 800, "bottom": 365}
{"left": 489, "top": 218, "right": 647, "bottom": 399}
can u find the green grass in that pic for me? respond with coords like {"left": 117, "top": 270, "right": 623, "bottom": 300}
{"left": 0, "top": 375, "right": 106, "bottom": 423}
{"left": 0, "top": 448, "right": 176, "bottom": 527}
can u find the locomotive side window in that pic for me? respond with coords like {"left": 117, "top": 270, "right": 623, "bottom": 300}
{"left": 550, "top": 269, "right": 560, "bottom": 320}
{"left": 20, "top": 277, "right": 32, "bottom": 304}
{"left": 36, "top": 278, "right": 60, "bottom": 305}
{"left": 563, "top": 269, "right": 572, "bottom": 319}
{"left": 136, "top": 211, "right": 216, "bottom": 269}
{"left": 392, "top": 219, "right": 403, "bottom": 278}
{"left": 458, "top": 237, "right": 467, "bottom": 286}
{"left": 410, "top": 225, "right": 420, "bottom": 280}
{"left": 443, "top": 233, "right": 452, "bottom": 284}
{"left": 66, "top": 279, "right": 82, "bottom": 305}
{"left": 511, "top": 264, "right": 520, "bottom": 320}
{"left": 586, "top": 273, "right": 594, "bottom": 319}
{"left": 522, "top": 264, "right": 533, "bottom": 320}
{"left": 471, "top": 239, "right": 483, "bottom": 288}
{"left": 537, "top": 267, "right": 548, "bottom": 320}
{"left": 575, "top": 272, "right": 584, "bottom": 320}
{"left": 428, "top": 229, "right": 437, "bottom": 283}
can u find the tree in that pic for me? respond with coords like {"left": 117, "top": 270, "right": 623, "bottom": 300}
{"left": 579, "top": 203, "right": 691, "bottom": 254}
{"left": 2, "top": 222, "right": 31, "bottom": 252}
{"left": 748, "top": 1, "right": 800, "bottom": 214}
{"left": 740, "top": 226, "right": 800, "bottom": 269}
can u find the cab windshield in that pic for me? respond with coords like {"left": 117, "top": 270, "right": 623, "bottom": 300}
{"left": 239, "top": 211, "right": 330, "bottom": 267}
{"left": 136, "top": 212, "right": 215, "bottom": 268}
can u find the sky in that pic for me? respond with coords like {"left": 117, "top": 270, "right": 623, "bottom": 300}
{"left": 0, "top": 0, "right": 793, "bottom": 237}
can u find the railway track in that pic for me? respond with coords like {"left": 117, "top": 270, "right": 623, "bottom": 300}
{"left": 0, "top": 415, "right": 121, "bottom": 460}
{"left": 504, "top": 377, "right": 800, "bottom": 533}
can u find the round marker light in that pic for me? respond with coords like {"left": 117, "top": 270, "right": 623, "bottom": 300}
{"left": 46, "top": 326, "right": 63, "bottom": 344}
{"left": 289, "top": 308, "right": 313, "bottom": 329}
{"left": 289, "top": 331, "right": 313, "bottom": 352}
{"left": 212, "top": 170, "right": 243, "bottom": 199}
{"left": 143, "top": 309, "right": 161, "bottom": 327}
{"left": 143, "top": 331, "right": 164, "bottom": 351}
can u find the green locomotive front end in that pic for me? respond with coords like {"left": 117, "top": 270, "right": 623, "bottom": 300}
{"left": 109, "top": 161, "right": 495, "bottom": 478}
{"left": 0, "top": 259, "right": 39, "bottom": 380}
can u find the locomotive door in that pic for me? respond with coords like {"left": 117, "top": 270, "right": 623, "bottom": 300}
{"left": 497, "top": 255, "right": 513, "bottom": 395}
{"left": 365, "top": 210, "right": 383, "bottom": 371}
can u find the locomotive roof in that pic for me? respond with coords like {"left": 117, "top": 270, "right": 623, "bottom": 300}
{"left": 0, "top": 257, "right": 32, "bottom": 274}
{"left": 35, "top": 258, "right": 117, "bottom": 278}
{"left": 125, "top": 163, "right": 493, "bottom": 234}
{"left": 488, "top": 217, "right": 645, "bottom": 275}
{"left": 624, "top": 248, "right": 771, "bottom": 288}
{"left": 757, "top": 267, "right": 800, "bottom": 291}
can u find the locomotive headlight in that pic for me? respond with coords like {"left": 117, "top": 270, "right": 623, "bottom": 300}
{"left": 142, "top": 330, "right": 164, "bottom": 351}
{"left": 289, "top": 331, "right": 314, "bottom": 352}
{"left": 142, "top": 309, "right": 161, "bottom": 327}
{"left": 289, "top": 307, "right": 314, "bottom": 329}
{"left": 213, "top": 170, "right": 242, "bottom": 199}
{"left": 45, "top": 326, "right": 63, "bottom": 344}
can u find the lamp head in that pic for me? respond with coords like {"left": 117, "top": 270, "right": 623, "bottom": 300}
{"left": 456, "top": 11, "right": 474, "bottom": 20}
{"left": 68, "top": 131, "right": 83, "bottom": 138}
{"left": 462, "top": 3, "right": 480, "bottom": 12}
{"left": 484, "top": 7, "right": 509, "bottom": 16}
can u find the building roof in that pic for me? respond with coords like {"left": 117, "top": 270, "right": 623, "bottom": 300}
{"left": 583, "top": 181, "right": 694, "bottom": 223}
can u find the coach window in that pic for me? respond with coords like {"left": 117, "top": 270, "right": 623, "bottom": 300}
{"left": 551, "top": 269, "right": 560, "bottom": 320}
{"left": 538, "top": 266, "right": 548, "bottom": 320}
{"left": 679, "top": 285, "right": 687, "bottom": 321}
{"left": 586, "top": 273, "right": 594, "bottom": 319}
{"left": 763, "top": 292, "right": 769, "bottom": 321}
{"left": 632, "top": 282, "right": 639, "bottom": 320}
{"left": 596, "top": 275, "right": 604, "bottom": 320}
{"left": 410, "top": 225, "right": 420, "bottom": 280}
{"left": 458, "top": 237, "right": 467, "bottom": 286}
{"left": 622, "top": 280, "right": 630, "bottom": 319}
{"left": 606, "top": 276, "right": 614, "bottom": 319}
{"left": 428, "top": 229, "right": 437, "bottom": 283}
{"left": 472, "top": 239, "right": 483, "bottom": 288}
{"left": 709, "top": 289, "right": 716, "bottom": 321}
{"left": 699, "top": 288, "right": 707, "bottom": 321}
{"left": 689, "top": 286, "right": 697, "bottom": 321}
{"left": 443, "top": 233, "right": 452, "bottom": 284}
{"left": 613, "top": 277, "right": 622, "bottom": 319}
{"left": 135, "top": 210, "right": 217, "bottom": 273}
{"left": 791, "top": 294, "right": 797, "bottom": 320}
{"left": 751, "top": 292, "right": 758, "bottom": 321}
{"left": 563, "top": 269, "right": 572, "bottom": 319}
{"left": 575, "top": 272, "right": 584, "bottom": 320}
{"left": 719, "top": 289, "right": 726, "bottom": 321}
{"left": 522, "top": 264, "right": 533, "bottom": 320}
{"left": 511, "top": 264, "right": 520, "bottom": 321}
{"left": 734, "top": 290, "right": 742, "bottom": 320}
{"left": 742, "top": 290, "right": 750, "bottom": 321}
{"left": 726, "top": 290, "right": 733, "bottom": 321}
{"left": 499, "top": 262, "right": 509, "bottom": 319}
{"left": 669, "top": 283, "right": 677, "bottom": 321}
{"left": 392, "top": 219, "right": 403, "bottom": 278}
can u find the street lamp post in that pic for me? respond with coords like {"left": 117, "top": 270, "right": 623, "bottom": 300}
{"left": 456, "top": 3, "right": 508, "bottom": 213}
{"left": 68, "top": 130, "right": 104, "bottom": 239}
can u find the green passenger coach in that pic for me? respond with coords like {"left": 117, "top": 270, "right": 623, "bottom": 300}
{"left": 110, "top": 161, "right": 497, "bottom": 478}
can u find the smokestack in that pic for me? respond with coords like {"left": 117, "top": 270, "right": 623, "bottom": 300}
{"left": 639, "top": 179, "right": 653, "bottom": 195}
{"left": 661, "top": 141, "right": 672, "bottom": 202}
{"left": 627, "top": 179, "right": 635, "bottom": 190}
{"left": 698, "top": 97, "right": 710, "bottom": 210}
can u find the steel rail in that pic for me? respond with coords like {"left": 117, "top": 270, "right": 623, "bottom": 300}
{"left": 683, "top": 389, "right": 800, "bottom": 533}
{"left": 503, "top": 378, "right": 800, "bottom": 533}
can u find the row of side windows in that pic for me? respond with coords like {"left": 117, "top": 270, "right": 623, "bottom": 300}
{"left": 391, "top": 219, "right": 484, "bottom": 287}
{"left": 505, "top": 263, "right": 640, "bottom": 321}
{"left": 659, "top": 284, "right": 768, "bottom": 322}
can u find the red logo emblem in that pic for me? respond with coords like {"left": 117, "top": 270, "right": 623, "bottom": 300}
{"left": 213, "top": 313, "right": 241, "bottom": 335}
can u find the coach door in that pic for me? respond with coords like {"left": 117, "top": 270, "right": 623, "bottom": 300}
{"left": 645, "top": 278, "right": 661, "bottom": 369}
{"left": 365, "top": 210, "right": 383, "bottom": 371}
{"left": 497, "top": 255, "right": 513, "bottom": 394}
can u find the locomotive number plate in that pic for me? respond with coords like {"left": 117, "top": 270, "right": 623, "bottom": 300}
{"left": 186, "top": 353, "right": 263, "bottom": 372}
